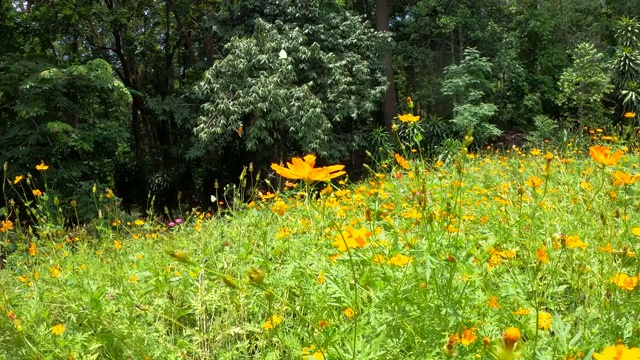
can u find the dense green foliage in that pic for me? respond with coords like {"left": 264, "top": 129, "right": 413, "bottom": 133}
{"left": 194, "top": 5, "right": 388, "bottom": 161}
{"left": 1, "top": 0, "right": 640, "bottom": 211}
{"left": 4, "top": 1, "right": 640, "bottom": 358}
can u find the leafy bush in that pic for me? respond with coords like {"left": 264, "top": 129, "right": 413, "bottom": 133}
{"left": 442, "top": 48, "right": 502, "bottom": 146}
{"left": 557, "top": 42, "right": 613, "bottom": 129}
{"left": 193, "top": 1, "right": 388, "bottom": 162}
{"left": 0, "top": 58, "right": 131, "bottom": 222}
{"left": 526, "top": 115, "right": 560, "bottom": 145}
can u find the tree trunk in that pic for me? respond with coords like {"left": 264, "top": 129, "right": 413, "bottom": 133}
{"left": 376, "top": 0, "right": 397, "bottom": 133}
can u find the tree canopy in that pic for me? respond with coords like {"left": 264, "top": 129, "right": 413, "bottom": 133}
{"left": 1, "top": 0, "right": 640, "bottom": 215}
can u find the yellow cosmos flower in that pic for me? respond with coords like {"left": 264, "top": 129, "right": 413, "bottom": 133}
{"left": 343, "top": 307, "right": 356, "bottom": 319}
{"left": 397, "top": 113, "right": 420, "bottom": 123}
{"left": 36, "top": 161, "right": 49, "bottom": 171}
{"left": 332, "top": 227, "right": 370, "bottom": 252}
{"left": 271, "top": 200, "right": 290, "bottom": 216}
{"left": 445, "top": 225, "right": 460, "bottom": 233}
{"left": 302, "top": 345, "right": 326, "bottom": 360}
{"left": 611, "top": 170, "right": 640, "bottom": 186}
{"left": 538, "top": 311, "right": 552, "bottom": 330}
{"left": 32, "top": 189, "right": 43, "bottom": 196}
{"left": 270, "top": 154, "right": 345, "bottom": 185}
{"left": 387, "top": 253, "right": 413, "bottom": 266}
{"left": 623, "top": 112, "right": 637, "bottom": 118}
{"left": 49, "top": 266, "right": 61, "bottom": 278}
{"left": 262, "top": 314, "right": 283, "bottom": 330}
{"left": 13, "top": 175, "right": 24, "bottom": 184}
{"left": 589, "top": 145, "right": 623, "bottom": 166}
{"left": 525, "top": 176, "right": 543, "bottom": 188}
{"left": 593, "top": 344, "right": 640, "bottom": 360}
{"left": 51, "top": 323, "right": 65, "bottom": 335}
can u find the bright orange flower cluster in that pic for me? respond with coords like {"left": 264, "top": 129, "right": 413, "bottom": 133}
{"left": 564, "top": 235, "right": 588, "bottom": 250}
{"left": 449, "top": 326, "right": 478, "bottom": 347}
{"left": 611, "top": 170, "right": 640, "bottom": 186}
{"left": 394, "top": 153, "right": 410, "bottom": 170}
{"left": 502, "top": 327, "right": 520, "bottom": 351}
{"left": 612, "top": 273, "right": 639, "bottom": 291}
{"left": 271, "top": 154, "right": 345, "bottom": 185}
{"left": 0, "top": 219, "right": 13, "bottom": 232}
{"left": 589, "top": 145, "right": 623, "bottom": 166}
{"left": 536, "top": 243, "right": 549, "bottom": 264}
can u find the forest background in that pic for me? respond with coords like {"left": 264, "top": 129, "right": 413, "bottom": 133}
{"left": 1, "top": 0, "right": 640, "bottom": 220}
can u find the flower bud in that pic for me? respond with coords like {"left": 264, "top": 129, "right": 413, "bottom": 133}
{"left": 222, "top": 276, "right": 238, "bottom": 288}
{"left": 166, "top": 250, "right": 190, "bottom": 263}
{"left": 248, "top": 268, "right": 266, "bottom": 284}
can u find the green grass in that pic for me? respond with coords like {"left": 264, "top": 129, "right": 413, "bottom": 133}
{"left": 1, "top": 142, "right": 640, "bottom": 359}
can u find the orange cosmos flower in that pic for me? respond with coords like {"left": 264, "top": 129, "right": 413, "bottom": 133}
{"left": 589, "top": 145, "right": 623, "bottom": 166}
{"left": 536, "top": 244, "right": 549, "bottom": 264}
{"left": 460, "top": 326, "right": 478, "bottom": 346}
{"left": 32, "top": 189, "right": 43, "bottom": 196}
{"left": 593, "top": 344, "right": 640, "bottom": 360}
{"left": 611, "top": 170, "right": 640, "bottom": 186}
{"left": 487, "top": 295, "right": 501, "bottom": 309}
{"left": 503, "top": 327, "right": 521, "bottom": 351}
{"left": 397, "top": 113, "right": 420, "bottom": 123}
{"left": 565, "top": 235, "right": 588, "bottom": 250}
{"left": 271, "top": 154, "right": 345, "bottom": 185}
{"left": 512, "top": 307, "right": 530, "bottom": 315}
{"left": 598, "top": 243, "right": 617, "bottom": 254}
{"left": 394, "top": 153, "right": 410, "bottom": 170}
{"left": 0, "top": 219, "right": 13, "bottom": 232}
{"left": 612, "top": 273, "right": 638, "bottom": 291}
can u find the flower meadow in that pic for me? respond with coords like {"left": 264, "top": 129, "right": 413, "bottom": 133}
{"left": 2, "top": 134, "right": 640, "bottom": 359}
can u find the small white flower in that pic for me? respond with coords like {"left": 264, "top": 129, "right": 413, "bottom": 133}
{"left": 279, "top": 49, "right": 287, "bottom": 59}
{"left": 210, "top": 195, "right": 217, "bottom": 203}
